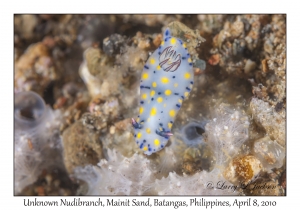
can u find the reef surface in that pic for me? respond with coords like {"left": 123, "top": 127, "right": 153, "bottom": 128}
{"left": 14, "top": 14, "right": 286, "bottom": 195}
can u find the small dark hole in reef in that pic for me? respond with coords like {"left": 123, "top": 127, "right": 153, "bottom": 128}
{"left": 19, "top": 107, "right": 36, "bottom": 120}
{"left": 184, "top": 125, "right": 205, "bottom": 141}
{"left": 15, "top": 91, "right": 45, "bottom": 122}
{"left": 195, "top": 126, "right": 205, "bottom": 135}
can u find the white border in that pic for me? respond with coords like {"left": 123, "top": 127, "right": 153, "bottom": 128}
{"left": 1, "top": 0, "right": 296, "bottom": 209}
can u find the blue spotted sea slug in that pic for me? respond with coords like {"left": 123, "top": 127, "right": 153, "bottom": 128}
{"left": 132, "top": 28, "right": 194, "bottom": 155}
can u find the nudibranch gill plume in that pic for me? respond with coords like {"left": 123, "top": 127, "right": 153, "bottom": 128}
{"left": 132, "top": 28, "right": 194, "bottom": 155}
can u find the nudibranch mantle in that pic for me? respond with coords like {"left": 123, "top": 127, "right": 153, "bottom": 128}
{"left": 132, "top": 28, "right": 194, "bottom": 155}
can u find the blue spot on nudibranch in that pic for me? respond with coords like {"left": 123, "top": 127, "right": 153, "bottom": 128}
{"left": 189, "top": 63, "right": 193, "bottom": 66}
{"left": 182, "top": 57, "right": 186, "bottom": 60}
{"left": 158, "top": 92, "right": 161, "bottom": 95}
{"left": 148, "top": 148, "right": 152, "bottom": 151}
{"left": 176, "top": 104, "right": 181, "bottom": 108}
{"left": 173, "top": 76, "right": 176, "bottom": 78}
{"left": 186, "top": 87, "right": 191, "bottom": 91}
{"left": 143, "top": 139, "right": 146, "bottom": 143}
{"left": 174, "top": 93, "right": 179, "bottom": 95}
{"left": 144, "top": 65, "right": 149, "bottom": 69}
{"left": 140, "top": 101, "right": 144, "bottom": 104}
{"left": 181, "top": 96, "right": 185, "bottom": 99}
{"left": 140, "top": 143, "right": 143, "bottom": 149}
{"left": 151, "top": 98, "right": 154, "bottom": 101}
{"left": 140, "top": 85, "right": 144, "bottom": 88}
{"left": 190, "top": 81, "right": 194, "bottom": 84}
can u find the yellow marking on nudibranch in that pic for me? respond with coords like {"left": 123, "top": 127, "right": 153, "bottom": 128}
{"left": 139, "top": 107, "right": 144, "bottom": 114}
{"left": 142, "top": 93, "right": 147, "bottom": 99}
{"left": 165, "top": 89, "right": 172, "bottom": 95}
{"left": 154, "top": 139, "right": 160, "bottom": 146}
{"left": 152, "top": 82, "right": 157, "bottom": 88}
{"left": 189, "top": 84, "right": 193, "bottom": 89}
{"left": 157, "top": 97, "right": 163, "bottom": 103}
{"left": 137, "top": 132, "right": 142, "bottom": 139}
{"left": 183, "top": 43, "right": 187, "bottom": 48}
{"left": 143, "top": 146, "right": 148, "bottom": 151}
{"left": 178, "top": 99, "right": 183, "bottom": 104}
{"left": 150, "top": 107, "right": 157, "bottom": 116}
{"left": 188, "top": 58, "right": 192, "bottom": 63}
{"left": 170, "top": 38, "right": 176, "bottom": 45}
{"left": 161, "top": 77, "right": 169, "bottom": 84}
{"left": 174, "top": 83, "right": 178, "bottom": 87}
{"left": 156, "top": 65, "right": 161, "bottom": 70}
{"left": 169, "top": 109, "right": 175, "bottom": 117}
{"left": 168, "top": 123, "right": 172, "bottom": 129}
{"left": 150, "top": 58, "right": 155, "bottom": 65}
{"left": 161, "top": 41, "right": 165, "bottom": 46}
{"left": 150, "top": 90, "right": 155, "bottom": 97}
{"left": 184, "top": 92, "right": 189, "bottom": 97}
{"left": 164, "top": 103, "right": 167, "bottom": 107}
{"left": 146, "top": 128, "right": 151, "bottom": 134}
{"left": 142, "top": 73, "right": 149, "bottom": 79}
{"left": 184, "top": 72, "right": 191, "bottom": 79}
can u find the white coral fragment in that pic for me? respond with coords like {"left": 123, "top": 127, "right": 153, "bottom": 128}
{"left": 204, "top": 103, "right": 249, "bottom": 165}
{"left": 74, "top": 149, "right": 239, "bottom": 195}
{"left": 14, "top": 91, "right": 62, "bottom": 194}
{"left": 253, "top": 136, "right": 285, "bottom": 171}
{"left": 74, "top": 149, "right": 156, "bottom": 195}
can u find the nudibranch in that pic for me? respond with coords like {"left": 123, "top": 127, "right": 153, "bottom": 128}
{"left": 132, "top": 28, "right": 194, "bottom": 155}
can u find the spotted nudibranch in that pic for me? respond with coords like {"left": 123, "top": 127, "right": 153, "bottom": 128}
{"left": 132, "top": 28, "right": 194, "bottom": 155}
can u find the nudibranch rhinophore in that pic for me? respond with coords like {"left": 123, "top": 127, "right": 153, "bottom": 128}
{"left": 132, "top": 28, "right": 194, "bottom": 155}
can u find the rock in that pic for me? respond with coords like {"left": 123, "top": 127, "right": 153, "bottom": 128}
{"left": 223, "top": 155, "right": 262, "bottom": 185}
{"left": 15, "top": 42, "right": 57, "bottom": 96}
{"left": 250, "top": 98, "right": 285, "bottom": 147}
{"left": 103, "top": 34, "right": 126, "bottom": 56}
{"left": 62, "top": 121, "right": 103, "bottom": 174}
